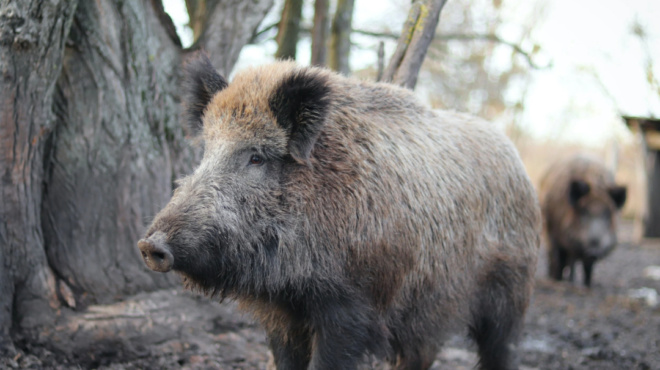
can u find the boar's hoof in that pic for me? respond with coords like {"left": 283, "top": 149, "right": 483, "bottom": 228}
{"left": 138, "top": 238, "right": 173, "bottom": 273}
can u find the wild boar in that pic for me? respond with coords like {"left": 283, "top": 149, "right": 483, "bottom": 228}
{"left": 539, "top": 155, "right": 626, "bottom": 287}
{"left": 137, "top": 52, "right": 541, "bottom": 370}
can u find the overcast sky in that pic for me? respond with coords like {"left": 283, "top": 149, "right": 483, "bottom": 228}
{"left": 520, "top": 0, "right": 660, "bottom": 145}
{"left": 163, "top": 0, "right": 660, "bottom": 146}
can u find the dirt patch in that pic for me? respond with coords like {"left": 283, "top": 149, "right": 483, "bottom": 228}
{"left": 519, "top": 229, "right": 660, "bottom": 370}
{"left": 3, "top": 222, "right": 659, "bottom": 369}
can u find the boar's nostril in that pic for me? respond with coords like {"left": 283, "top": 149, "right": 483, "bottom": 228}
{"left": 137, "top": 238, "right": 174, "bottom": 273}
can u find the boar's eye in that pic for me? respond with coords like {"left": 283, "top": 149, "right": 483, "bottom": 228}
{"left": 249, "top": 154, "right": 265, "bottom": 166}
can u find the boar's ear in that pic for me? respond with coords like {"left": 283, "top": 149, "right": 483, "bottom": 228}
{"left": 269, "top": 70, "right": 331, "bottom": 163}
{"left": 183, "top": 51, "right": 228, "bottom": 134}
{"left": 569, "top": 179, "right": 590, "bottom": 206}
{"left": 608, "top": 185, "right": 627, "bottom": 209}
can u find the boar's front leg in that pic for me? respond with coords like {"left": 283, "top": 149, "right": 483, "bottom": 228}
{"left": 549, "top": 242, "right": 567, "bottom": 281}
{"left": 583, "top": 257, "right": 596, "bottom": 287}
{"left": 267, "top": 324, "right": 312, "bottom": 370}
{"left": 307, "top": 296, "right": 383, "bottom": 370}
{"left": 567, "top": 254, "right": 577, "bottom": 283}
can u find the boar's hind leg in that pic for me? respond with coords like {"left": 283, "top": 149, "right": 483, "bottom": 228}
{"left": 267, "top": 324, "right": 312, "bottom": 370}
{"left": 470, "top": 261, "right": 528, "bottom": 370}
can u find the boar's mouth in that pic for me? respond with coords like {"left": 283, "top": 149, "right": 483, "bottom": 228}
{"left": 584, "top": 242, "right": 616, "bottom": 259}
{"left": 138, "top": 231, "right": 174, "bottom": 273}
{"left": 138, "top": 227, "right": 281, "bottom": 298}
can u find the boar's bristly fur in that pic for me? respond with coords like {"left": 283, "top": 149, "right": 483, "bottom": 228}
{"left": 539, "top": 155, "right": 627, "bottom": 287}
{"left": 138, "top": 55, "right": 541, "bottom": 370}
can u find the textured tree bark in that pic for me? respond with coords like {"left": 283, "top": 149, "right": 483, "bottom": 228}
{"left": 0, "top": 0, "right": 79, "bottom": 353}
{"left": 310, "top": 0, "right": 329, "bottom": 66}
{"left": 41, "top": 0, "right": 184, "bottom": 312}
{"left": 275, "top": 0, "right": 303, "bottom": 60}
{"left": 328, "top": 0, "right": 354, "bottom": 75}
{"left": 196, "top": 0, "right": 273, "bottom": 76}
{"left": 185, "top": 0, "right": 218, "bottom": 42}
{"left": 380, "top": 0, "right": 448, "bottom": 89}
{"left": 0, "top": 0, "right": 272, "bottom": 355}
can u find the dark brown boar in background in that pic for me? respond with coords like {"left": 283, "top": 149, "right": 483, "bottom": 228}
{"left": 539, "top": 155, "right": 627, "bottom": 287}
{"left": 137, "top": 52, "right": 541, "bottom": 370}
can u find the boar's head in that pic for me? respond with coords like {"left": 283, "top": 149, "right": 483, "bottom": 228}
{"left": 138, "top": 52, "right": 331, "bottom": 296}
{"left": 566, "top": 179, "right": 627, "bottom": 258}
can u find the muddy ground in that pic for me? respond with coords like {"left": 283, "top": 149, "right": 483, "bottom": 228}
{"left": 3, "top": 221, "right": 660, "bottom": 369}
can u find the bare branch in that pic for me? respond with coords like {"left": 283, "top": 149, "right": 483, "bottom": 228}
{"left": 379, "top": 2, "right": 422, "bottom": 83}
{"left": 631, "top": 19, "right": 660, "bottom": 99}
{"left": 377, "top": 41, "right": 385, "bottom": 81}
{"left": 249, "top": 22, "right": 550, "bottom": 71}
{"left": 357, "top": 28, "right": 549, "bottom": 70}
{"left": 352, "top": 28, "right": 399, "bottom": 40}
{"left": 381, "top": 0, "right": 448, "bottom": 89}
{"left": 436, "top": 33, "right": 550, "bottom": 69}
{"left": 250, "top": 22, "right": 280, "bottom": 44}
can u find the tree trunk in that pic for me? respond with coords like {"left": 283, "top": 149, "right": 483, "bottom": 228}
{"left": 0, "top": 0, "right": 79, "bottom": 353}
{"left": 41, "top": 0, "right": 185, "bottom": 313}
{"left": 0, "top": 0, "right": 272, "bottom": 354}
{"left": 380, "top": 0, "right": 448, "bottom": 89}
{"left": 275, "top": 0, "right": 303, "bottom": 60}
{"left": 196, "top": 0, "right": 273, "bottom": 76}
{"left": 329, "top": 0, "right": 354, "bottom": 74}
{"left": 311, "top": 0, "right": 330, "bottom": 66}
{"left": 185, "top": 0, "right": 218, "bottom": 43}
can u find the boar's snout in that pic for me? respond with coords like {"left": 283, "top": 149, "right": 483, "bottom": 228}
{"left": 138, "top": 232, "right": 174, "bottom": 273}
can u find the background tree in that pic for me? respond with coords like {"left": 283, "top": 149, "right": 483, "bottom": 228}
{"left": 311, "top": 0, "right": 330, "bottom": 66}
{"left": 329, "top": 0, "right": 355, "bottom": 74}
{"left": 0, "top": 0, "right": 272, "bottom": 354}
{"left": 380, "top": 0, "right": 448, "bottom": 89}
{"left": 275, "top": 0, "right": 303, "bottom": 59}
{"left": 0, "top": 0, "right": 545, "bottom": 358}
{"left": 420, "top": 0, "right": 544, "bottom": 127}
{"left": 353, "top": 0, "right": 545, "bottom": 142}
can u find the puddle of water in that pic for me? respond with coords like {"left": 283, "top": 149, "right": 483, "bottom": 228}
{"left": 521, "top": 336, "right": 555, "bottom": 354}
{"left": 439, "top": 347, "right": 475, "bottom": 362}
{"left": 628, "top": 287, "right": 659, "bottom": 307}
{"left": 643, "top": 266, "right": 660, "bottom": 281}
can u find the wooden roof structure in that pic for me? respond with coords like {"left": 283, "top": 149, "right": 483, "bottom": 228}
{"left": 622, "top": 115, "right": 660, "bottom": 238}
